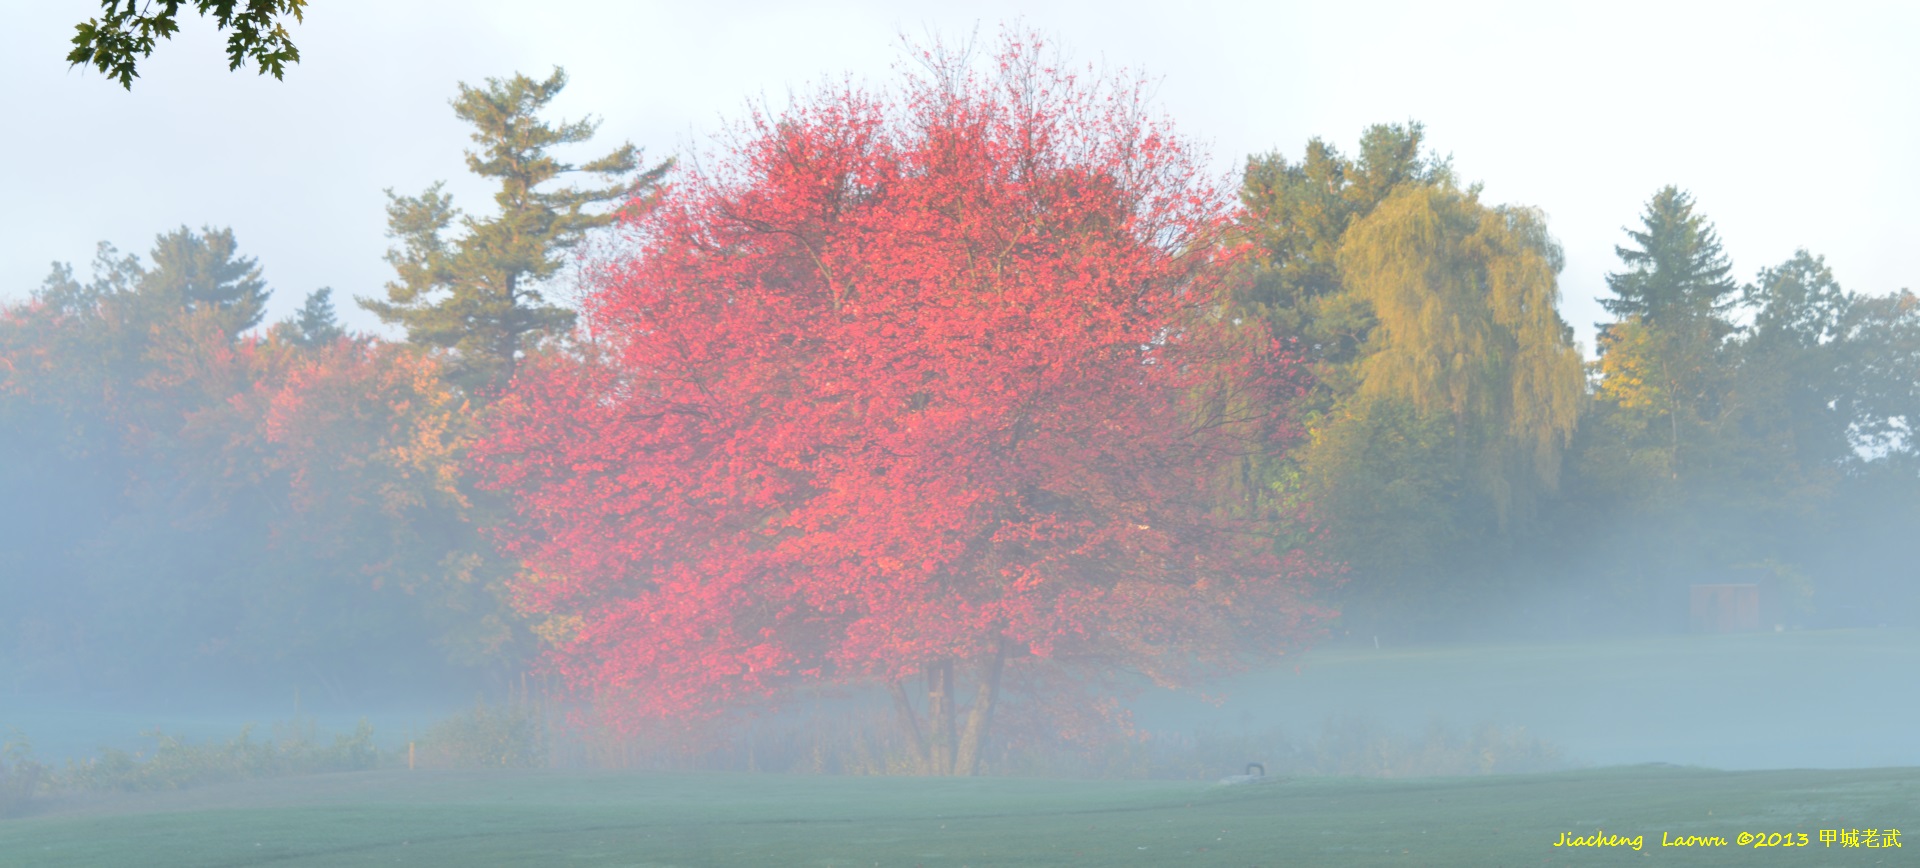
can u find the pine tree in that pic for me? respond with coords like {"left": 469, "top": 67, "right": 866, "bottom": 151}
{"left": 140, "top": 225, "right": 271, "bottom": 336}
{"left": 278, "top": 287, "right": 345, "bottom": 347}
{"left": 361, "top": 67, "right": 671, "bottom": 394}
{"left": 1594, "top": 187, "right": 1739, "bottom": 479}
{"left": 1602, "top": 186, "right": 1737, "bottom": 333}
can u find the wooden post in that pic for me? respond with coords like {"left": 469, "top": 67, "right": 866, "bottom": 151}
{"left": 408, "top": 741, "right": 415, "bottom": 770}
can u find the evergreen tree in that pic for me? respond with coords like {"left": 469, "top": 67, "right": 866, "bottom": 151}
{"left": 30, "top": 228, "right": 268, "bottom": 353}
{"left": 140, "top": 225, "right": 271, "bottom": 336}
{"left": 1601, "top": 186, "right": 1737, "bottom": 333}
{"left": 1594, "top": 188, "right": 1739, "bottom": 479}
{"left": 277, "top": 287, "right": 345, "bottom": 347}
{"left": 34, "top": 242, "right": 141, "bottom": 319}
{"left": 362, "top": 67, "right": 671, "bottom": 393}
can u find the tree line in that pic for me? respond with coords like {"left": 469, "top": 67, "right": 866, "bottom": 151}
{"left": 1239, "top": 127, "right": 1920, "bottom": 638}
{"left": 6, "top": 34, "right": 1916, "bottom": 771}
{"left": 0, "top": 67, "right": 663, "bottom": 702}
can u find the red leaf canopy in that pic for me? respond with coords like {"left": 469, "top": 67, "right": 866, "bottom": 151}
{"left": 475, "top": 40, "right": 1336, "bottom": 726}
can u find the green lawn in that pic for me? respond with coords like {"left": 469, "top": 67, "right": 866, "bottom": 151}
{"left": 3, "top": 765, "right": 1914, "bottom": 866}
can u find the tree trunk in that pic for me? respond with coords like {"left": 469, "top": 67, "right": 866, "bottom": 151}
{"left": 925, "top": 659, "right": 957, "bottom": 775}
{"left": 1661, "top": 355, "right": 1681, "bottom": 480}
{"left": 887, "top": 679, "right": 930, "bottom": 772}
{"left": 952, "top": 640, "right": 1005, "bottom": 776}
{"left": 500, "top": 271, "right": 521, "bottom": 390}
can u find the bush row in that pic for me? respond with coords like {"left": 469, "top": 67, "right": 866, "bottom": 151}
{"left": 2, "top": 703, "right": 1568, "bottom": 818}
{"left": 0, "top": 701, "right": 546, "bottom": 817}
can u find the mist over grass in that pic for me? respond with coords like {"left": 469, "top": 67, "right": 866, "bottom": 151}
{"left": 1138, "top": 628, "right": 1920, "bottom": 772}
{"left": 7, "top": 628, "right": 1911, "bottom": 788}
{"left": 4, "top": 765, "right": 1914, "bottom": 867}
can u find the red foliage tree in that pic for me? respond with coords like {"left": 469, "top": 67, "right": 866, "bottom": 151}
{"left": 475, "top": 36, "right": 1338, "bottom": 774}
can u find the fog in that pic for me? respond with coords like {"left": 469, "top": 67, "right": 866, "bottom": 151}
{"left": 3, "top": 4, "right": 1916, "bottom": 866}
{"left": 1135, "top": 630, "right": 1920, "bottom": 772}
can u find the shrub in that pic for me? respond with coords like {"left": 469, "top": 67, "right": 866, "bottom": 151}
{"left": 415, "top": 700, "right": 546, "bottom": 769}
{"left": 0, "top": 729, "right": 50, "bottom": 818}
{"left": 61, "top": 718, "right": 382, "bottom": 793}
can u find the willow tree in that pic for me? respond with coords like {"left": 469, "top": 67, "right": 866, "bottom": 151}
{"left": 1236, "top": 126, "right": 1585, "bottom": 633}
{"left": 1337, "top": 184, "right": 1585, "bottom": 522}
{"left": 1222, "top": 123, "right": 1450, "bottom": 567}
{"left": 1236, "top": 122, "right": 1452, "bottom": 397}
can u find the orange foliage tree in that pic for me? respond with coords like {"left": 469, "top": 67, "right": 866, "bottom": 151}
{"left": 0, "top": 252, "right": 519, "bottom": 696}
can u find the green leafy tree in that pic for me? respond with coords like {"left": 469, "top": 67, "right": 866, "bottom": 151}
{"left": 361, "top": 68, "right": 671, "bottom": 393}
{"left": 1230, "top": 124, "right": 1450, "bottom": 626}
{"left": 1745, "top": 250, "right": 1848, "bottom": 349}
{"left": 1572, "top": 233, "right": 1915, "bottom": 631}
{"left": 1730, "top": 251, "right": 1855, "bottom": 474}
{"left": 68, "top": 1, "right": 307, "bottom": 90}
{"left": 1820, "top": 288, "right": 1920, "bottom": 622}
{"left": 1833, "top": 288, "right": 1920, "bottom": 464}
{"left": 1733, "top": 271, "right": 1920, "bottom": 627}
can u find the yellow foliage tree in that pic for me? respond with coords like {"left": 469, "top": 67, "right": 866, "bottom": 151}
{"left": 1338, "top": 184, "right": 1586, "bottom": 523}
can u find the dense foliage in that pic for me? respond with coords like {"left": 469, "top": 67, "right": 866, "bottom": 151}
{"left": 1234, "top": 131, "right": 1919, "bottom": 638}
{"left": 472, "top": 39, "right": 1338, "bottom": 774}
{"left": 0, "top": 230, "right": 522, "bottom": 701}
{"left": 1565, "top": 194, "right": 1920, "bottom": 633}
{"left": 1234, "top": 125, "right": 1586, "bottom": 632}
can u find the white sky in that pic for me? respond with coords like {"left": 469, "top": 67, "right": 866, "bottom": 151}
{"left": 4, "top": 1, "right": 1915, "bottom": 356}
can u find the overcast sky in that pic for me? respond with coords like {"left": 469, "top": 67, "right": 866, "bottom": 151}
{"left": 4, "top": 1, "right": 1915, "bottom": 355}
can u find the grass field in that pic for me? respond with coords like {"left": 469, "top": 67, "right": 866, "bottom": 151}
{"left": 1133, "top": 628, "right": 1920, "bottom": 770}
{"left": 6, "top": 630, "right": 1916, "bottom": 865}
{"left": 2, "top": 764, "right": 1914, "bottom": 867}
